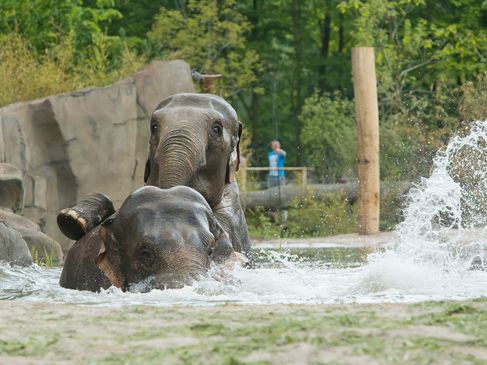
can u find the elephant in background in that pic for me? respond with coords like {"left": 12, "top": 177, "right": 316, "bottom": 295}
{"left": 143, "top": 93, "right": 251, "bottom": 262}
{"left": 60, "top": 186, "right": 240, "bottom": 292}
{"left": 59, "top": 93, "right": 252, "bottom": 264}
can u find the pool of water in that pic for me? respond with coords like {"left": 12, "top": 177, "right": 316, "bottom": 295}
{"left": 1, "top": 244, "right": 486, "bottom": 307}
{"left": 3, "top": 121, "right": 487, "bottom": 307}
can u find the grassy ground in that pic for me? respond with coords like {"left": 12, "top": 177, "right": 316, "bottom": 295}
{"left": 0, "top": 299, "right": 486, "bottom": 365}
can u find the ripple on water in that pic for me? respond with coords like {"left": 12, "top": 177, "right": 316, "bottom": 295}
{"left": 0, "top": 246, "right": 486, "bottom": 307}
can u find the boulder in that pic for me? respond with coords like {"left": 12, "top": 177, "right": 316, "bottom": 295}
{"left": 0, "top": 210, "right": 63, "bottom": 265}
{"left": 0, "top": 221, "right": 32, "bottom": 266}
{"left": 23, "top": 232, "right": 64, "bottom": 265}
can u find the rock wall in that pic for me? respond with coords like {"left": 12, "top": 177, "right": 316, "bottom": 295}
{"left": 0, "top": 60, "right": 195, "bottom": 251}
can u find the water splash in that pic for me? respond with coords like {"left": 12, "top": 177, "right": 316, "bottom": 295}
{"left": 396, "top": 120, "right": 487, "bottom": 265}
{"left": 357, "top": 120, "right": 487, "bottom": 295}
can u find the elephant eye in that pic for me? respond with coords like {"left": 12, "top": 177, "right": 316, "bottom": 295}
{"left": 211, "top": 123, "right": 223, "bottom": 137}
{"left": 137, "top": 247, "right": 155, "bottom": 267}
{"left": 150, "top": 123, "right": 158, "bottom": 134}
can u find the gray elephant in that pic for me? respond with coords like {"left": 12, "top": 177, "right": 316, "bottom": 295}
{"left": 60, "top": 186, "right": 240, "bottom": 292}
{"left": 59, "top": 93, "right": 252, "bottom": 263}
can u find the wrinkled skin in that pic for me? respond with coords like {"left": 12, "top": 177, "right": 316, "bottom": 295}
{"left": 60, "top": 186, "right": 237, "bottom": 292}
{"left": 144, "top": 93, "right": 252, "bottom": 262}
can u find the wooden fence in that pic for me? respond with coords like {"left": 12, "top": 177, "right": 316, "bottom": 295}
{"left": 239, "top": 166, "right": 313, "bottom": 191}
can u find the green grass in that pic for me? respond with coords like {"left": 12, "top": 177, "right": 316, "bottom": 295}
{"left": 30, "top": 245, "right": 55, "bottom": 268}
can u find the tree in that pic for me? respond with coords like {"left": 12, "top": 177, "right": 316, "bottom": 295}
{"left": 147, "top": 0, "right": 260, "bottom": 98}
{"left": 0, "top": 0, "right": 123, "bottom": 61}
{"left": 300, "top": 92, "right": 355, "bottom": 182}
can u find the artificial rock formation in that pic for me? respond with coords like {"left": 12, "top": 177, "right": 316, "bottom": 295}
{"left": 0, "top": 163, "right": 24, "bottom": 212}
{"left": 0, "top": 221, "right": 32, "bottom": 266}
{"left": 0, "top": 60, "right": 195, "bottom": 252}
{"left": 0, "top": 209, "right": 63, "bottom": 265}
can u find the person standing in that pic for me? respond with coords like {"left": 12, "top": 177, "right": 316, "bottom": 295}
{"left": 268, "top": 140, "right": 286, "bottom": 188}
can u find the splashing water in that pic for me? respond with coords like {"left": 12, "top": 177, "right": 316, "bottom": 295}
{"left": 395, "top": 120, "right": 487, "bottom": 264}
{"left": 1, "top": 121, "right": 487, "bottom": 306}
{"left": 357, "top": 120, "right": 487, "bottom": 298}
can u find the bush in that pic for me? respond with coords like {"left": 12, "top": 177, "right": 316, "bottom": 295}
{"left": 299, "top": 92, "right": 356, "bottom": 183}
{"left": 245, "top": 207, "right": 281, "bottom": 239}
{"left": 245, "top": 192, "right": 358, "bottom": 239}
{"left": 245, "top": 186, "right": 409, "bottom": 239}
{"left": 0, "top": 33, "right": 143, "bottom": 107}
{"left": 286, "top": 192, "right": 357, "bottom": 237}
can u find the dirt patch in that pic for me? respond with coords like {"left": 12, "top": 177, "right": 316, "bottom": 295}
{"left": 244, "top": 344, "right": 382, "bottom": 365}
{"left": 390, "top": 325, "right": 477, "bottom": 343}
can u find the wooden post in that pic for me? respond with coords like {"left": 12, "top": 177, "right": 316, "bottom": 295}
{"left": 201, "top": 74, "right": 222, "bottom": 94}
{"left": 301, "top": 168, "right": 308, "bottom": 189}
{"left": 352, "top": 47, "right": 380, "bottom": 234}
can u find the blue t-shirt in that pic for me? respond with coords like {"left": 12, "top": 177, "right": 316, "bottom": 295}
{"left": 268, "top": 151, "right": 285, "bottom": 177}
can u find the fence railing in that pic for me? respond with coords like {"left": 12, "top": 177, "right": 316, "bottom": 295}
{"left": 239, "top": 166, "right": 313, "bottom": 191}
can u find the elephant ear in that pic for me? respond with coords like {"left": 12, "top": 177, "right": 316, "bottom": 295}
{"left": 208, "top": 215, "right": 248, "bottom": 266}
{"left": 225, "top": 122, "right": 243, "bottom": 184}
{"left": 144, "top": 158, "right": 150, "bottom": 184}
{"left": 236, "top": 122, "right": 242, "bottom": 172}
{"left": 95, "top": 216, "right": 126, "bottom": 290}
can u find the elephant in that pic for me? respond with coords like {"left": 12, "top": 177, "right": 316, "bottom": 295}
{"left": 60, "top": 186, "right": 240, "bottom": 292}
{"left": 58, "top": 93, "right": 253, "bottom": 264}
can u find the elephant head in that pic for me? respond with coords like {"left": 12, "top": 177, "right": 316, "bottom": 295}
{"left": 95, "top": 185, "right": 235, "bottom": 291}
{"left": 144, "top": 93, "right": 242, "bottom": 208}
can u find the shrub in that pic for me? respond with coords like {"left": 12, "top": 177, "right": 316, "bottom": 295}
{"left": 245, "top": 207, "right": 281, "bottom": 239}
{"left": 0, "top": 33, "right": 143, "bottom": 107}
{"left": 245, "top": 192, "right": 358, "bottom": 239}
{"left": 300, "top": 92, "right": 356, "bottom": 183}
{"left": 286, "top": 192, "right": 357, "bottom": 237}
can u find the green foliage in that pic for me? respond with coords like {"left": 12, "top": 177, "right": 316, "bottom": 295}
{"left": 0, "top": 0, "right": 123, "bottom": 60}
{"left": 2, "top": 0, "right": 487, "bottom": 237}
{"left": 246, "top": 185, "right": 408, "bottom": 238}
{"left": 0, "top": 32, "right": 143, "bottom": 107}
{"left": 0, "top": 33, "right": 76, "bottom": 106}
{"left": 246, "top": 207, "right": 281, "bottom": 239}
{"left": 0, "top": 0, "right": 144, "bottom": 107}
{"left": 300, "top": 92, "right": 356, "bottom": 182}
{"left": 286, "top": 192, "right": 357, "bottom": 237}
{"left": 147, "top": 0, "right": 260, "bottom": 98}
{"left": 246, "top": 192, "right": 358, "bottom": 239}
{"left": 30, "top": 245, "right": 54, "bottom": 268}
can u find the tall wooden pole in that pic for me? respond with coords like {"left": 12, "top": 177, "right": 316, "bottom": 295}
{"left": 352, "top": 47, "right": 380, "bottom": 234}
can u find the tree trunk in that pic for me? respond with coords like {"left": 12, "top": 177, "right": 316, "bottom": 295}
{"left": 318, "top": 0, "right": 332, "bottom": 93}
{"left": 291, "top": 0, "right": 304, "bottom": 165}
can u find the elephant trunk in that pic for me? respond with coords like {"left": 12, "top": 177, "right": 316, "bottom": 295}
{"left": 157, "top": 127, "right": 206, "bottom": 189}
